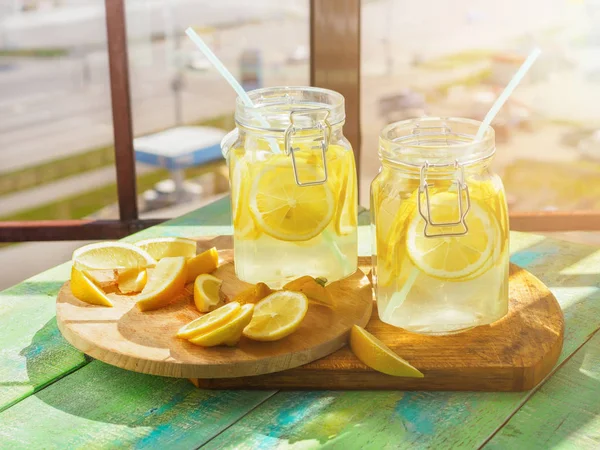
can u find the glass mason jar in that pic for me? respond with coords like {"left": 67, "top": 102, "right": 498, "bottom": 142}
{"left": 371, "top": 117, "right": 509, "bottom": 334}
{"left": 221, "top": 87, "right": 358, "bottom": 288}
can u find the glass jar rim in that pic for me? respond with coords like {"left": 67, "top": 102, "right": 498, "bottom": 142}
{"left": 379, "top": 117, "right": 495, "bottom": 167}
{"left": 235, "top": 86, "right": 346, "bottom": 132}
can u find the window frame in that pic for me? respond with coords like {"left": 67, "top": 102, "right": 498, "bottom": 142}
{"left": 0, "top": 0, "right": 597, "bottom": 242}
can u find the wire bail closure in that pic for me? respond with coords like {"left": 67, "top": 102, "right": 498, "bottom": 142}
{"left": 284, "top": 109, "right": 331, "bottom": 187}
{"left": 418, "top": 160, "right": 471, "bottom": 238}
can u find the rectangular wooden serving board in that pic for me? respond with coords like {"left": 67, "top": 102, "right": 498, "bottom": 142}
{"left": 192, "top": 263, "right": 564, "bottom": 391}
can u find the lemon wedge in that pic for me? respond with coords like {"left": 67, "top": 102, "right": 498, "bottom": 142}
{"left": 186, "top": 247, "right": 219, "bottom": 283}
{"left": 406, "top": 192, "right": 495, "bottom": 280}
{"left": 135, "top": 256, "right": 187, "bottom": 311}
{"left": 350, "top": 325, "right": 423, "bottom": 377}
{"left": 73, "top": 242, "right": 156, "bottom": 271}
{"left": 194, "top": 273, "right": 224, "bottom": 312}
{"left": 249, "top": 165, "right": 334, "bottom": 241}
{"left": 70, "top": 266, "right": 113, "bottom": 307}
{"left": 117, "top": 268, "right": 147, "bottom": 294}
{"left": 243, "top": 291, "right": 308, "bottom": 341}
{"left": 232, "top": 282, "right": 273, "bottom": 306}
{"left": 135, "top": 237, "right": 197, "bottom": 260}
{"left": 189, "top": 304, "right": 254, "bottom": 347}
{"left": 283, "top": 276, "right": 335, "bottom": 308}
{"left": 177, "top": 302, "right": 242, "bottom": 339}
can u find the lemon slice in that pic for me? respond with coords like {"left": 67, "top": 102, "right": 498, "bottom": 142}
{"left": 73, "top": 242, "right": 156, "bottom": 271}
{"left": 135, "top": 256, "right": 187, "bottom": 311}
{"left": 189, "top": 304, "right": 255, "bottom": 347}
{"left": 70, "top": 266, "right": 113, "bottom": 307}
{"left": 406, "top": 192, "right": 495, "bottom": 280}
{"left": 117, "top": 268, "right": 147, "bottom": 294}
{"left": 194, "top": 273, "right": 224, "bottom": 312}
{"left": 350, "top": 325, "right": 423, "bottom": 377}
{"left": 329, "top": 148, "right": 357, "bottom": 236}
{"left": 177, "top": 302, "right": 241, "bottom": 339}
{"left": 186, "top": 247, "right": 219, "bottom": 283}
{"left": 135, "top": 237, "right": 197, "bottom": 260}
{"left": 231, "top": 155, "right": 262, "bottom": 240}
{"left": 243, "top": 291, "right": 308, "bottom": 341}
{"left": 376, "top": 190, "right": 417, "bottom": 287}
{"left": 249, "top": 165, "right": 334, "bottom": 241}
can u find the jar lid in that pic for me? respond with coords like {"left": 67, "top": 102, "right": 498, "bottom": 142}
{"left": 379, "top": 117, "right": 495, "bottom": 167}
{"left": 235, "top": 86, "right": 345, "bottom": 132}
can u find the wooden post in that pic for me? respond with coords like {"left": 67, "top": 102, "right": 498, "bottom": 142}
{"left": 104, "top": 0, "right": 138, "bottom": 221}
{"left": 310, "top": 0, "right": 361, "bottom": 171}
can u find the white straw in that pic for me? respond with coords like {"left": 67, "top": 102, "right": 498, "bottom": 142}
{"left": 475, "top": 47, "right": 541, "bottom": 141}
{"left": 185, "top": 27, "right": 280, "bottom": 154}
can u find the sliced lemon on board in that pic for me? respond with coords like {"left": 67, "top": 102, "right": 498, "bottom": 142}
{"left": 194, "top": 273, "right": 224, "bottom": 312}
{"left": 350, "top": 325, "right": 423, "bottom": 377}
{"left": 189, "top": 304, "right": 255, "bottom": 347}
{"left": 249, "top": 165, "right": 334, "bottom": 242}
{"left": 73, "top": 242, "right": 156, "bottom": 271}
{"left": 406, "top": 192, "right": 495, "bottom": 280}
{"left": 232, "top": 282, "right": 273, "bottom": 305}
{"left": 186, "top": 247, "right": 219, "bottom": 283}
{"left": 82, "top": 270, "right": 118, "bottom": 290}
{"left": 135, "top": 237, "right": 197, "bottom": 260}
{"left": 177, "top": 302, "right": 242, "bottom": 339}
{"left": 283, "top": 276, "right": 335, "bottom": 308}
{"left": 117, "top": 268, "right": 147, "bottom": 294}
{"left": 243, "top": 291, "right": 308, "bottom": 342}
{"left": 70, "top": 266, "right": 113, "bottom": 307}
{"left": 135, "top": 256, "right": 187, "bottom": 312}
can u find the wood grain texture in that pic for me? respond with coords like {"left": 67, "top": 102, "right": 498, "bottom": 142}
{"left": 0, "top": 361, "right": 274, "bottom": 450}
{"left": 484, "top": 331, "right": 600, "bottom": 449}
{"left": 0, "top": 263, "right": 86, "bottom": 413}
{"left": 56, "top": 236, "right": 373, "bottom": 379}
{"left": 196, "top": 264, "right": 564, "bottom": 391}
{"left": 202, "top": 232, "right": 600, "bottom": 450}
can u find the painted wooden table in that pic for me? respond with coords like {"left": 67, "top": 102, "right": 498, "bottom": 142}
{"left": 1, "top": 197, "right": 600, "bottom": 449}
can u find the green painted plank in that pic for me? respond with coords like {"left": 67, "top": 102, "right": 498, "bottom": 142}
{"left": 484, "top": 332, "right": 600, "bottom": 450}
{"left": 203, "top": 232, "right": 600, "bottom": 450}
{"left": 0, "top": 197, "right": 232, "bottom": 412}
{"left": 0, "top": 361, "right": 274, "bottom": 450}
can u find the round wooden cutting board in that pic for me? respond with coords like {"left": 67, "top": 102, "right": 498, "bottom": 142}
{"left": 56, "top": 237, "right": 373, "bottom": 379}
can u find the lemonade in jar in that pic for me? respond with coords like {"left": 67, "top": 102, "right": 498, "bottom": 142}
{"left": 371, "top": 118, "right": 509, "bottom": 334}
{"left": 222, "top": 87, "right": 358, "bottom": 288}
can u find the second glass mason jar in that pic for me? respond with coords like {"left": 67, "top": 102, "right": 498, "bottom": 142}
{"left": 371, "top": 117, "right": 509, "bottom": 334}
{"left": 222, "top": 87, "right": 358, "bottom": 288}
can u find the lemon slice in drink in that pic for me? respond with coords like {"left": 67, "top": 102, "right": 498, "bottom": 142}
{"left": 406, "top": 192, "right": 495, "bottom": 280}
{"left": 328, "top": 147, "right": 357, "bottom": 236}
{"left": 231, "top": 156, "right": 262, "bottom": 240}
{"left": 177, "top": 302, "right": 241, "bottom": 339}
{"left": 250, "top": 166, "right": 334, "bottom": 241}
{"left": 73, "top": 242, "right": 156, "bottom": 271}
{"left": 243, "top": 291, "right": 308, "bottom": 341}
{"left": 135, "top": 237, "right": 197, "bottom": 260}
